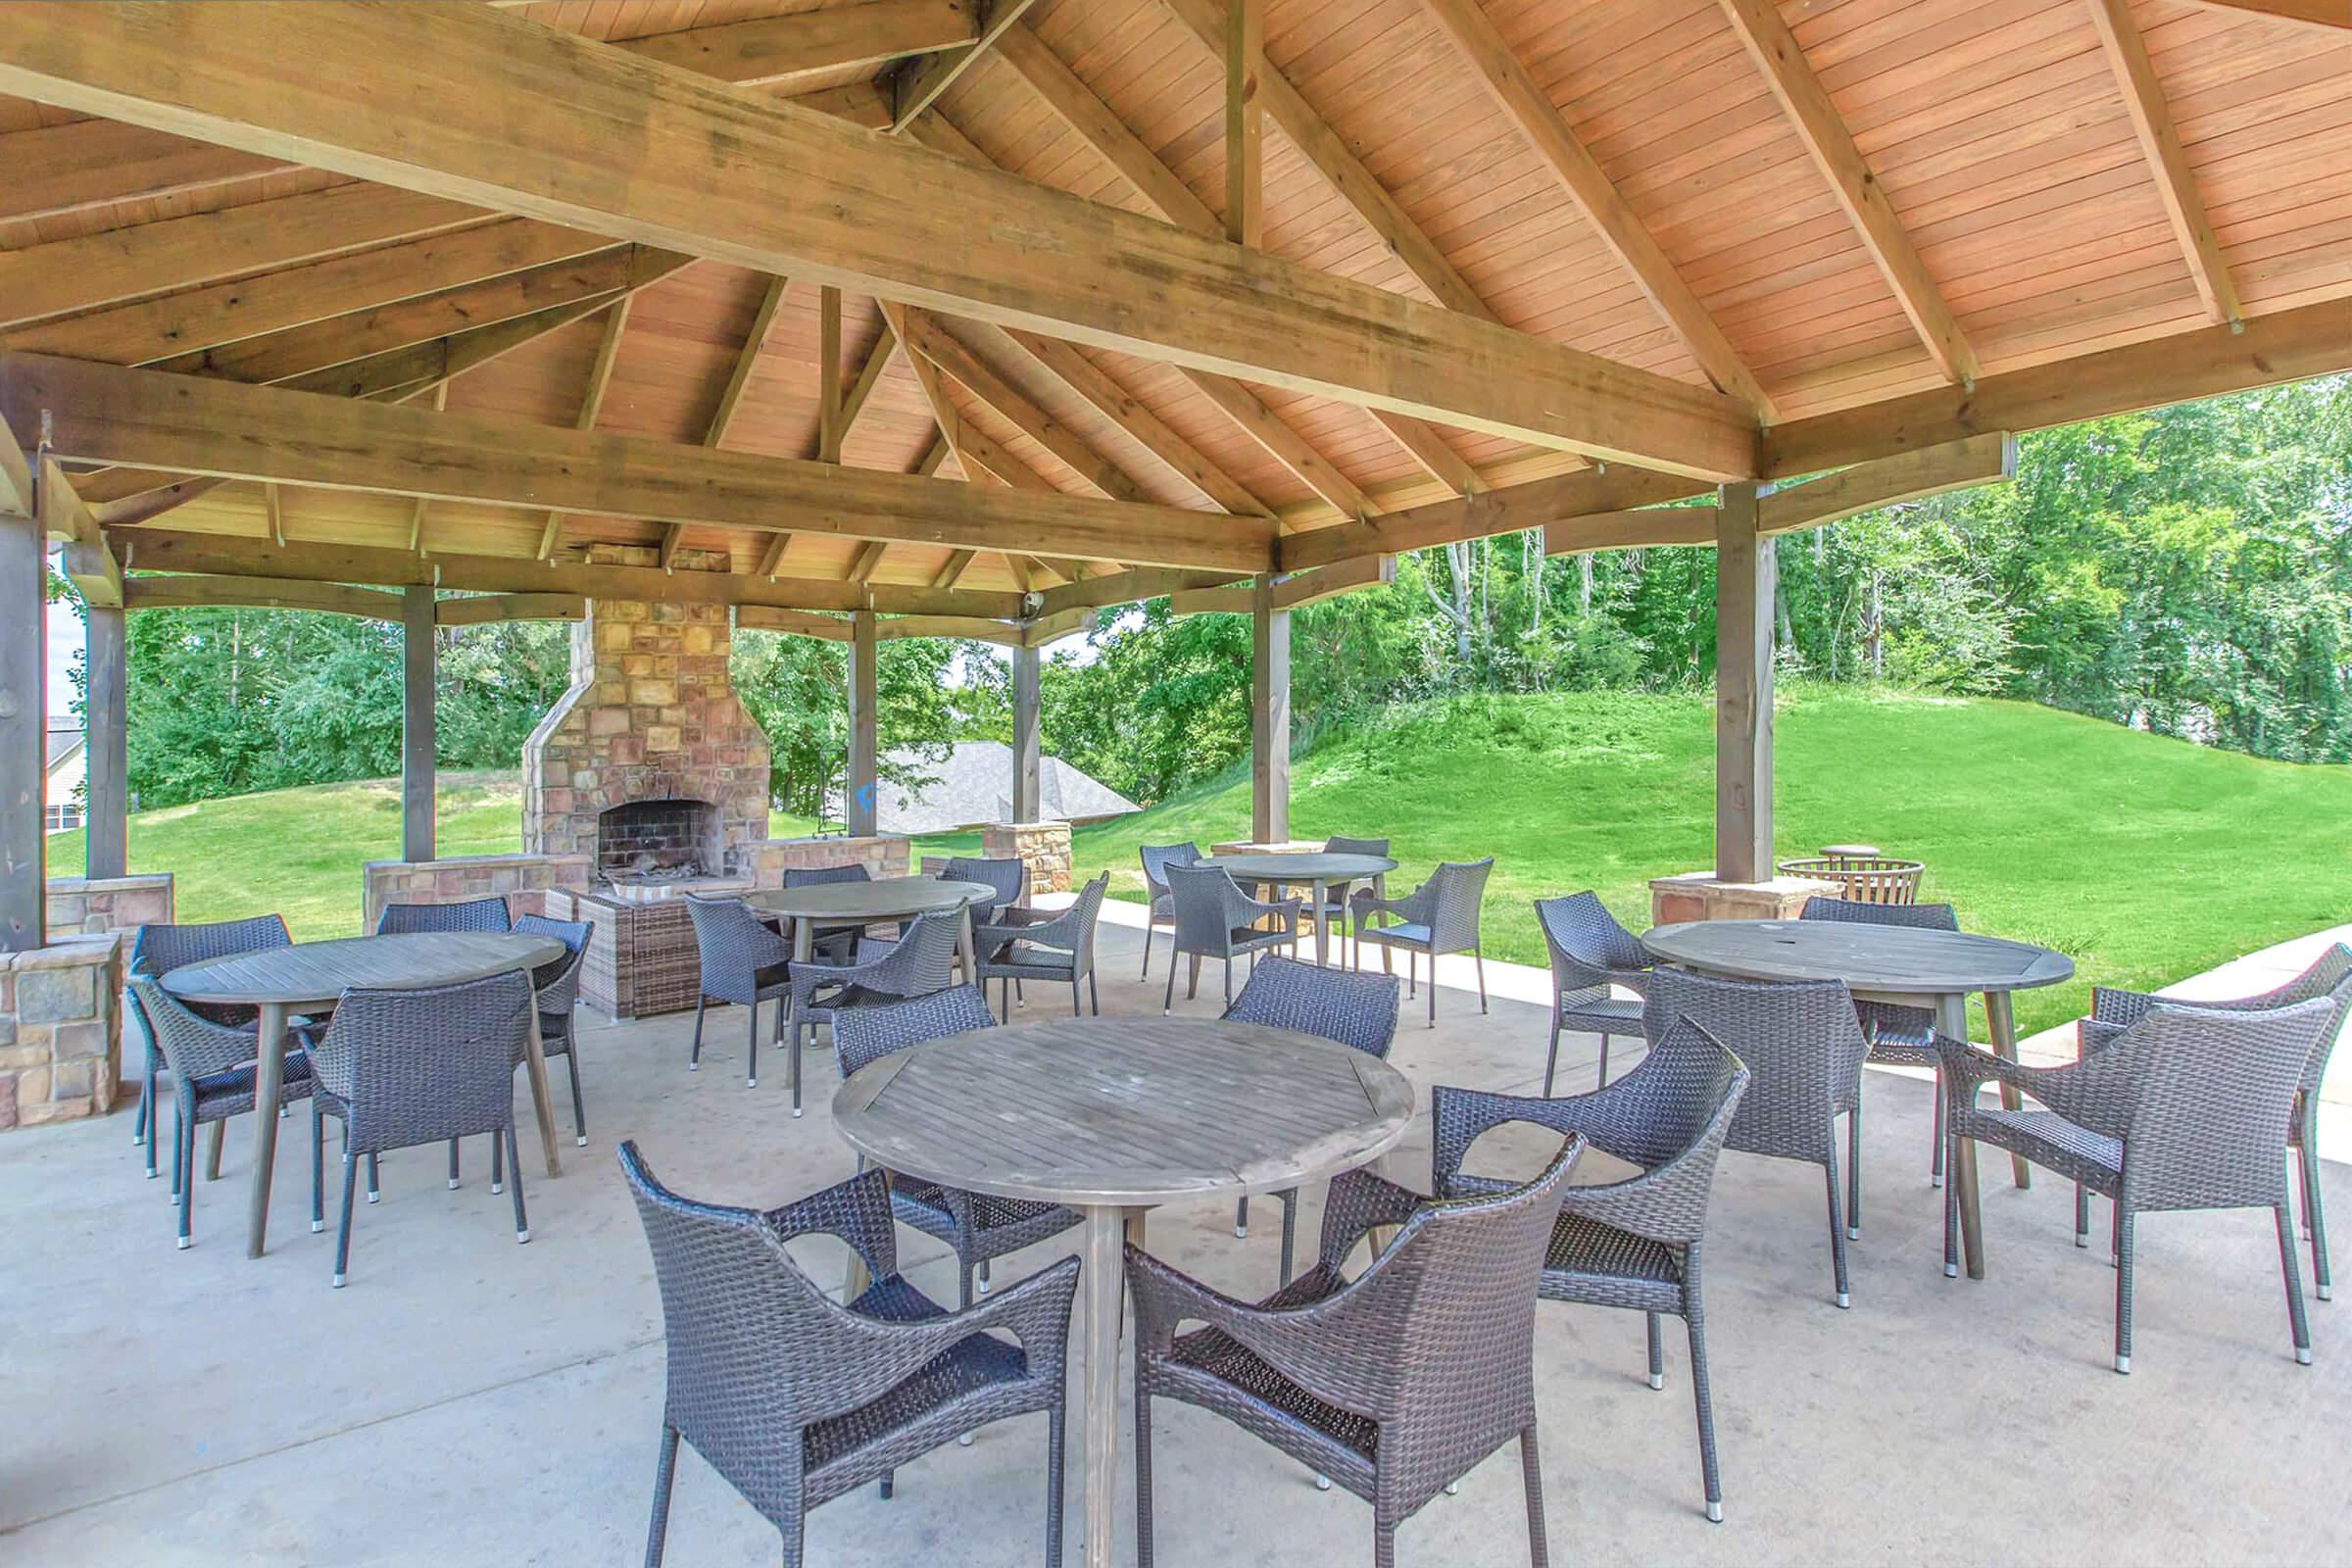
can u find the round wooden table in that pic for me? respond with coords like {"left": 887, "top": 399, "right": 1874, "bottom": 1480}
{"left": 1200, "top": 851, "right": 1397, "bottom": 967}
{"left": 162, "top": 930, "right": 566, "bottom": 1259}
{"left": 746, "top": 875, "right": 992, "bottom": 979}
{"left": 833, "top": 1015, "right": 1415, "bottom": 1568}
{"left": 1641, "top": 918, "right": 2073, "bottom": 1281}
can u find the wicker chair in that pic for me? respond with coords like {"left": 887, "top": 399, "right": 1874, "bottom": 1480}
{"left": 834, "top": 986, "right": 1084, "bottom": 1306}
{"left": 780, "top": 864, "right": 865, "bottom": 963}
{"left": 1799, "top": 895, "right": 1962, "bottom": 1195}
{"left": 1643, "top": 965, "right": 1870, "bottom": 1307}
{"left": 1940, "top": 998, "right": 2339, "bottom": 1373}
{"left": 939, "top": 855, "right": 1028, "bottom": 925}
{"left": 306, "top": 969, "right": 536, "bottom": 1288}
{"left": 126, "top": 913, "right": 294, "bottom": 1180}
{"left": 373, "top": 896, "right": 513, "bottom": 935}
{"left": 1534, "top": 892, "right": 1652, "bottom": 1094}
{"left": 975, "top": 872, "right": 1109, "bottom": 1020}
{"left": 2079, "top": 944, "right": 2352, "bottom": 1302}
{"left": 1219, "top": 956, "right": 1402, "bottom": 1282}
{"left": 1434, "top": 1020, "right": 1750, "bottom": 1522}
{"left": 619, "top": 1146, "right": 1079, "bottom": 1567}
{"left": 784, "top": 908, "right": 964, "bottom": 1116}
{"left": 515, "top": 913, "right": 594, "bottom": 1147}
{"left": 1160, "top": 862, "right": 1299, "bottom": 1013}
{"left": 1311, "top": 835, "right": 1390, "bottom": 969}
{"left": 1352, "top": 858, "right": 1494, "bottom": 1027}
{"left": 1128, "top": 1138, "right": 1583, "bottom": 1568}
{"left": 684, "top": 893, "right": 792, "bottom": 1090}
{"left": 125, "top": 978, "right": 317, "bottom": 1250}
{"left": 1137, "top": 842, "right": 1202, "bottom": 979}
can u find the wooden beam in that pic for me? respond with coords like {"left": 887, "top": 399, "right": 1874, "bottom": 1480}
{"left": 709, "top": 276, "right": 789, "bottom": 452}
{"left": 123, "top": 572, "right": 403, "bottom": 618}
{"left": 899, "top": 310, "right": 1154, "bottom": 503}
{"left": 890, "top": 0, "right": 1041, "bottom": 130}
{"left": 817, "top": 284, "right": 846, "bottom": 466}
{"left": 1371, "top": 412, "right": 1483, "bottom": 499}
{"left": 1250, "top": 571, "right": 1289, "bottom": 842}
{"left": 41, "top": 459, "right": 124, "bottom": 610}
{"left": 539, "top": 296, "right": 635, "bottom": 562}
{"left": 0, "top": 183, "right": 484, "bottom": 332}
{"left": 433, "top": 592, "right": 586, "bottom": 626}
{"left": 1035, "top": 564, "right": 1246, "bottom": 615}
{"left": 1174, "top": 552, "right": 1396, "bottom": 614}
{"left": 736, "top": 606, "right": 855, "bottom": 640}
{"left": 831, "top": 319, "right": 898, "bottom": 458}
{"left": 1415, "top": 0, "right": 1774, "bottom": 416}
{"left": 5, "top": 355, "right": 1275, "bottom": 573}
{"left": 846, "top": 540, "right": 890, "bottom": 584}
{"left": 931, "top": 550, "right": 977, "bottom": 588}
{"left": 1224, "top": 0, "right": 1264, "bottom": 248}
{"left": 0, "top": 117, "right": 289, "bottom": 226}
{"left": 401, "top": 584, "right": 435, "bottom": 861}
{"left": 0, "top": 412, "right": 27, "bottom": 518}
{"left": 1011, "top": 640, "right": 1042, "bottom": 819}
{"left": 1020, "top": 606, "right": 1099, "bottom": 647}
{"left": 0, "top": 0, "right": 1754, "bottom": 478}
{"left": 1001, "top": 330, "right": 1272, "bottom": 516}
{"left": 1715, "top": 0, "right": 1979, "bottom": 388}
{"left": 1713, "top": 482, "right": 1770, "bottom": 883}
{"left": 264, "top": 482, "right": 286, "bottom": 547}
{"left": 1278, "top": 464, "right": 1699, "bottom": 572}
{"left": 1761, "top": 433, "right": 2017, "bottom": 535}
{"left": 1182, "top": 370, "right": 1372, "bottom": 520}
{"left": 2178, "top": 0, "right": 2348, "bottom": 26}
{"left": 82, "top": 599, "right": 127, "bottom": 878}
{"left": 619, "top": 1, "right": 977, "bottom": 88}
{"left": 2084, "top": 0, "right": 2242, "bottom": 327}
{"left": 112, "top": 530, "right": 1028, "bottom": 618}
{"left": 876, "top": 613, "right": 1020, "bottom": 644}
{"left": 847, "top": 611, "right": 879, "bottom": 834}
{"left": 0, "top": 495, "right": 45, "bottom": 952}
{"left": 993, "top": 24, "right": 1220, "bottom": 237}
{"left": 1542, "top": 505, "right": 1717, "bottom": 555}
{"left": 879, "top": 300, "right": 1054, "bottom": 495}
{"left": 1764, "top": 298, "right": 2352, "bottom": 477}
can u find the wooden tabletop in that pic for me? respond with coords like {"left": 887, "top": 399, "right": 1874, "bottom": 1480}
{"left": 1641, "top": 920, "right": 2073, "bottom": 998}
{"left": 160, "top": 931, "right": 564, "bottom": 1008}
{"left": 1200, "top": 852, "right": 1397, "bottom": 882}
{"left": 746, "top": 876, "right": 996, "bottom": 921}
{"left": 833, "top": 1015, "right": 1415, "bottom": 1207}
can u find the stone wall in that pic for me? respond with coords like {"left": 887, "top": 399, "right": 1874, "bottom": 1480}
{"left": 362, "top": 852, "right": 593, "bottom": 933}
{"left": 45, "top": 873, "right": 173, "bottom": 936}
{"left": 983, "top": 821, "right": 1072, "bottom": 897}
{"left": 0, "top": 935, "right": 123, "bottom": 1132}
{"left": 1648, "top": 871, "right": 1838, "bottom": 926}
{"left": 745, "top": 835, "right": 910, "bottom": 885}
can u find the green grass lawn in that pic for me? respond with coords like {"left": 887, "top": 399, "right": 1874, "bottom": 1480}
{"left": 1063, "top": 688, "right": 2352, "bottom": 1039}
{"left": 47, "top": 689, "right": 2352, "bottom": 1040}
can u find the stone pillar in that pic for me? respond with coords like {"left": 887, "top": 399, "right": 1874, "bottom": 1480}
{"left": 0, "top": 935, "right": 123, "bottom": 1130}
{"left": 401, "top": 584, "right": 435, "bottom": 862}
{"left": 83, "top": 603, "right": 127, "bottom": 880}
{"left": 1250, "top": 572, "right": 1289, "bottom": 844}
{"left": 846, "top": 610, "right": 878, "bottom": 837}
{"left": 1714, "top": 482, "right": 1771, "bottom": 883}
{"left": 0, "top": 503, "right": 43, "bottom": 953}
{"left": 1011, "top": 643, "right": 1042, "bottom": 824}
{"left": 984, "top": 820, "right": 1072, "bottom": 897}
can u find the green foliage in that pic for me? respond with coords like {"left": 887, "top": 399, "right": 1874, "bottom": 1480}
{"left": 728, "top": 629, "right": 986, "bottom": 821}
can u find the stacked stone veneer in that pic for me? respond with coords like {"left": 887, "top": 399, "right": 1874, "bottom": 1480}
{"left": 363, "top": 853, "right": 594, "bottom": 934}
{"left": 984, "top": 821, "right": 1072, "bottom": 897}
{"left": 45, "top": 873, "right": 173, "bottom": 936}
{"left": 0, "top": 936, "right": 123, "bottom": 1131}
{"left": 522, "top": 600, "right": 769, "bottom": 870}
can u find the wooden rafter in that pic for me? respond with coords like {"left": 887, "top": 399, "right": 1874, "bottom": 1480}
{"left": 541, "top": 296, "right": 634, "bottom": 563}
{"left": 124, "top": 572, "right": 401, "bottom": 618}
{"left": 997, "top": 330, "right": 1270, "bottom": 516}
{"left": 4, "top": 354, "right": 1275, "bottom": 573}
{"left": 845, "top": 539, "right": 890, "bottom": 585}
{"left": 1278, "top": 465, "right": 1700, "bottom": 573}
{"left": 1224, "top": 0, "right": 1263, "bottom": 248}
{"left": 434, "top": 592, "right": 585, "bottom": 626}
{"left": 2083, "top": 0, "right": 2242, "bottom": 327}
{"left": 0, "top": 0, "right": 1754, "bottom": 479}
{"left": 832, "top": 319, "right": 897, "bottom": 459}
{"left": 1416, "top": 0, "right": 1774, "bottom": 417}
{"left": 2178, "top": 0, "right": 2348, "bottom": 25}
{"left": 1714, "top": 0, "right": 1980, "bottom": 388}
{"left": 620, "top": 1, "right": 977, "bottom": 89}
{"left": 1180, "top": 371, "right": 1371, "bottom": 520}
{"left": 710, "top": 275, "right": 791, "bottom": 452}
{"left": 0, "top": 117, "right": 290, "bottom": 226}
{"left": 930, "top": 549, "right": 977, "bottom": 589}
{"left": 898, "top": 310, "right": 1154, "bottom": 504}
{"left": 888, "top": 0, "right": 1041, "bottom": 129}
{"left": 991, "top": 24, "right": 1219, "bottom": 236}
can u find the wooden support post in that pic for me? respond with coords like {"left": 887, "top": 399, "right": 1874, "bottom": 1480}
{"left": 1224, "top": 0, "right": 1264, "bottom": 247}
{"left": 1713, "top": 482, "right": 1771, "bottom": 883}
{"left": 1250, "top": 571, "right": 1289, "bottom": 844}
{"left": 1012, "top": 642, "right": 1042, "bottom": 822}
{"left": 847, "top": 610, "right": 878, "bottom": 836}
{"left": 0, "top": 498, "right": 42, "bottom": 952}
{"left": 400, "top": 584, "right": 435, "bottom": 862}
{"left": 83, "top": 602, "right": 127, "bottom": 879}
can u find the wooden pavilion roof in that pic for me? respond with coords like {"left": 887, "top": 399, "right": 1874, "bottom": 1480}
{"left": 1, "top": 0, "right": 2347, "bottom": 622}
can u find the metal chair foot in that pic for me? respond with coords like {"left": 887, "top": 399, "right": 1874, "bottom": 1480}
{"left": 1444, "top": 1482, "right": 1459, "bottom": 1496}
{"left": 792, "top": 1106, "right": 802, "bottom": 1118}
{"left": 747, "top": 1076, "right": 758, "bottom": 1088}
{"left": 1846, "top": 1226, "right": 1859, "bottom": 1241}
{"left": 175, "top": 1236, "right": 190, "bottom": 1250}
{"left": 2075, "top": 1232, "right": 2088, "bottom": 1248}
{"left": 1707, "top": 1501, "right": 1724, "bottom": 1524}
{"left": 517, "top": 1228, "right": 532, "bottom": 1245}
{"left": 1647, "top": 1372, "right": 1664, "bottom": 1391}
{"left": 491, "top": 1181, "right": 504, "bottom": 1195}
{"left": 1931, "top": 1173, "right": 1942, "bottom": 1189}
{"left": 957, "top": 1433, "right": 974, "bottom": 1447}
{"left": 1313, "top": 1475, "right": 1332, "bottom": 1492}
{"left": 366, "top": 1192, "right": 379, "bottom": 1205}
{"left": 976, "top": 1273, "right": 992, "bottom": 1297}
{"left": 575, "top": 1135, "right": 588, "bottom": 1147}
{"left": 2113, "top": 1354, "right": 2131, "bottom": 1374}
{"left": 447, "top": 1177, "right": 460, "bottom": 1190}
{"left": 1943, "top": 1262, "right": 1959, "bottom": 1278}
{"left": 332, "top": 1272, "right": 347, "bottom": 1289}
{"left": 1234, "top": 1224, "right": 1248, "bottom": 1239}
{"left": 689, "top": 1062, "right": 698, "bottom": 1071}
{"left": 146, "top": 1168, "right": 158, "bottom": 1179}
{"left": 311, "top": 1219, "right": 324, "bottom": 1234}
{"left": 1836, "top": 1292, "right": 1850, "bottom": 1309}
{"left": 2321, "top": 1284, "right": 2333, "bottom": 1301}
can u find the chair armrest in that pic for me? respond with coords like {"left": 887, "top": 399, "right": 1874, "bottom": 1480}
{"left": 899, "top": 1253, "right": 1080, "bottom": 1381}
{"left": 789, "top": 1255, "right": 1082, "bottom": 1426}
{"left": 1432, "top": 1084, "right": 1652, "bottom": 1191}
{"left": 980, "top": 906, "right": 1081, "bottom": 953}
{"left": 761, "top": 1170, "right": 898, "bottom": 1282}
{"left": 1352, "top": 882, "right": 1433, "bottom": 930}
{"left": 1126, "top": 1244, "right": 1397, "bottom": 1417}
{"left": 2088, "top": 985, "right": 2162, "bottom": 1030}
{"left": 1314, "top": 1168, "right": 1426, "bottom": 1272}
{"left": 1937, "top": 1033, "right": 2133, "bottom": 1139}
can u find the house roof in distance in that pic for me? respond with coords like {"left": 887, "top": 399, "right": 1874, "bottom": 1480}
{"left": 877, "top": 740, "right": 1138, "bottom": 835}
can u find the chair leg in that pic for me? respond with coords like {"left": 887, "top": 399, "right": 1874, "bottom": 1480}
{"left": 1475, "top": 949, "right": 1488, "bottom": 1013}
{"left": 1089, "top": 973, "right": 1101, "bottom": 1016}
{"left": 2075, "top": 1183, "right": 2090, "bottom": 1249}
{"left": 688, "top": 995, "right": 707, "bottom": 1071}
{"left": 789, "top": 1017, "right": 804, "bottom": 1119}
{"left": 2278, "top": 1199, "right": 2314, "bottom": 1364}
{"left": 507, "top": 1124, "right": 530, "bottom": 1243}
{"left": 1046, "top": 1397, "right": 1067, "bottom": 1568}
{"left": 2114, "top": 1209, "right": 2136, "bottom": 1373}
{"left": 746, "top": 1000, "right": 760, "bottom": 1090}
{"left": 1646, "top": 1311, "right": 1664, "bottom": 1390}
{"left": 448, "top": 1138, "right": 462, "bottom": 1190}
{"left": 1278, "top": 1190, "right": 1298, "bottom": 1284}
{"left": 958, "top": 1260, "right": 974, "bottom": 1309}
{"left": 1930, "top": 1069, "right": 1946, "bottom": 1188}
{"left": 1428, "top": 955, "right": 1437, "bottom": 1028}
{"left": 491, "top": 1128, "right": 505, "bottom": 1194}
{"left": 1234, "top": 1194, "right": 1249, "bottom": 1240}
{"left": 1686, "top": 1250, "right": 1723, "bottom": 1522}
{"left": 205, "top": 1118, "right": 225, "bottom": 1182}
{"left": 977, "top": 1257, "right": 991, "bottom": 1295}
{"left": 1544, "top": 1005, "right": 1561, "bottom": 1098}
{"left": 135, "top": 1050, "right": 151, "bottom": 1146}
{"left": 1496, "top": 1422, "right": 1542, "bottom": 1568}
{"left": 564, "top": 1046, "right": 588, "bottom": 1148}
{"left": 2302, "top": 1130, "right": 2332, "bottom": 1302}
{"left": 644, "top": 1423, "right": 680, "bottom": 1568}
{"left": 1823, "top": 1152, "right": 1851, "bottom": 1308}
{"left": 175, "top": 1103, "right": 195, "bottom": 1250}
{"left": 311, "top": 1099, "right": 326, "bottom": 1234}
{"left": 1187, "top": 954, "right": 1200, "bottom": 1002}
{"left": 1071, "top": 977, "right": 1082, "bottom": 1016}
{"left": 1162, "top": 951, "right": 1178, "bottom": 1014}
{"left": 366, "top": 1152, "right": 380, "bottom": 1204}
{"left": 1134, "top": 1385, "right": 1155, "bottom": 1568}
{"left": 1942, "top": 1120, "right": 1963, "bottom": 1279}
{"left": 1376, "top": 1520, "right": 1397, "bottom": 1568}
{"left": 1140, "top": 920, "right": 1152, "bottom": 979}
{"left": 333, "top": 1149, "right": 359, "bottom": 1288}
{"left": 1222, "top": 959, "right": 1234, "bottom": 1007}
{"left": 1845, "top": 1103, "right": 1862, "bottom": 1241}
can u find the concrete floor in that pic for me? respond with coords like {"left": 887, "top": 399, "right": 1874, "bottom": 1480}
{"left": 4, "top": 906, "right": 2346, "bottom": 1566}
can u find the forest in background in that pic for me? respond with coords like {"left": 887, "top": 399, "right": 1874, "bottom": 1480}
{"left": 52, "top": 376, "right": 2352, "bottom": 817}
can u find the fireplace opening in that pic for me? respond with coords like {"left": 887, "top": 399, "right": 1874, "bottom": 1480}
{"left": 597, "top": 798, "right": 720, "bottom": 885}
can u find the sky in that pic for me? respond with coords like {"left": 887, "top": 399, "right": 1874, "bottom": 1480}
{"left": 46, "top": 596, "right": 80, "bottom": 724}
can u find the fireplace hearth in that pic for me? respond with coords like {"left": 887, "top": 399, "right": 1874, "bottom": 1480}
{"left": 596, "top": 798, "right": 717, "bottom": 884}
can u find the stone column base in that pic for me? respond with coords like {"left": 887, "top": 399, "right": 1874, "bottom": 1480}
{"left": 46, "top": 873, "right": 174, "bottom": 936}
{"left": 985, "top": 821, "right": 1072, "bottom": 897}
{"left": 1649, "top": 871, "right": 1840, "bottom": 927}
{"left": 0, "top": 935, "right": 125, "bottom": 1131}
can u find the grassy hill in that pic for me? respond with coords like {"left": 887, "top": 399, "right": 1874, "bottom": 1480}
{"left": 48, "top": 690, "right": 2352, "bottom": 1039}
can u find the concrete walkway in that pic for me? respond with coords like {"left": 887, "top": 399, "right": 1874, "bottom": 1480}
{"left": 2, "top": 912, "right": 2344, "bottom": 1565}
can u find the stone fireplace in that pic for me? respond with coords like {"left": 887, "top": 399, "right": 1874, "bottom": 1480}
{"left": 522, "top": 600, "right": 768, "bottom": 881}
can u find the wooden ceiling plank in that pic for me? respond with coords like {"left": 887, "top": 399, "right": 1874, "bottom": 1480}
{"left": 2084, "top": 0, "right": 2245, "bottom": 327}
{"left": 0, "top": 117, "right": 292, "bottom": 225}
{"left": 1, "top": 355, "right": 1273, "bottom": 572}
{"left": 890, "top": 0, "right": 1043, "bottom": 130}
{"left": 708, "top": 274, "right": 791, "bottom": 451}
{"left": 0, "top": 1, "right": 1753, "bottom": 478}
{"left": 991, "top": 23, "right": 1220, "bottom": 238}
{"left": 899, "top": 307, "right": 1153, "bottom": 504}
{"left": 1415, "top": 0, "right": 1775, "bottom": 417}
{"left": 1181, "top": 369, "right": 1371, "bottom": 520}
{"left": 620, "top": 0, "right": 977, "bottom": 88}
{"left": 1715, "top": 0, "right": 1981, "bottom": 388}
{"left": 2177, "top": 0, "right": 2349, "bottom": 25}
